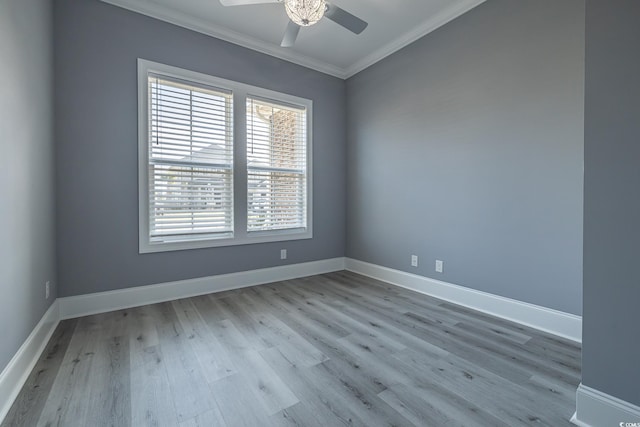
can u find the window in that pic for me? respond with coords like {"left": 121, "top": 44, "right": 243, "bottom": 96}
{"left": 247, "top": 97, "right": 308, "bottom": 233}
{"left": 147, "top": 75, "right": 234, "bottom": 243}
{"left": 138, "top": 60, "right": 312, "bottom": 253}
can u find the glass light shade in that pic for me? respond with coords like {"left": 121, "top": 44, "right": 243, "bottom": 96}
{"left": 284, "top": 0, "right": 326, "bottom": 27}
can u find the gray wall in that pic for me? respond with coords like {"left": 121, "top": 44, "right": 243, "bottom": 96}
{"left": 346, "top": 0, "right": 585, "bottom": 315}
{"left": 582, "top": 0, "right": 640, "bottom": 407}
{"left": 0, "top": 0, "right": 56, "bottom": 372}
{"left": 54, "top": 0, "right": 347, "bottom": 297}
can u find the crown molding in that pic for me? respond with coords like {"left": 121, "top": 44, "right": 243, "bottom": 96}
{"left": 100, "top": 0, "right": 348, "bottom": 78}
{"left": 99, "top": 0, "right": 486, "bottom": 80}
{"left": 343, "top": 0, "right": 487, "bottom": 78}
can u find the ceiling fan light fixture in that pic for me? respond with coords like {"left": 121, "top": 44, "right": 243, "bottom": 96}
{"left": 284, "top": 0, "right": 326, "bottom": 27}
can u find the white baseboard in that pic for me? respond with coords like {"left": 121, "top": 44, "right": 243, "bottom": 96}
{"left": 59, "top": 257, "right": 346, "bottom": 319}
{"left": 0, "top": 301, "right": 60, "bottom": 423}
{"left": 572, "top": 383, "right": 640, "bottom": 426}
{"left": 345, "top": 258, "right": 582, "bottom": 343}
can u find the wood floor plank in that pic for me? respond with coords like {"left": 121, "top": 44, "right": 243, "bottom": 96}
{"left": 399, "top": 310, "right": 577, "bottom": 384}
{"left": 378, "top": 382, "right": 510, "bottom": 427}
{"left": 288, "top": 298, "right": 405, "bottom": 354}
{"left": 128, "top": 304, "right": 178, "bottom": 426}
{"left": 329, "top": 272, "right": 536, "bottom": 346}
{"left": 253, "top": 284, "right": 352, "bottom": 339}
{"left": 439, "top": 300, "right": 565, "bottom": 342}
{"left": 256, "top": 325, "right": 329, "bottom": 369}
{"left": 1, "top": 319, "right": 78, "bottom": 427}
{"left": 82, "top": 310, "right": 131, "bottom": 427}
{"left": 527, "top": 374, "right": 577, "bottom": 408}
{"left": 300, "top": 359, "right": 414, "bottom": 427}
{"left": 525, "top": 335, "right": 582, "bottom": 368}
{"left": 171, "top": 298, "right": 236, "bottom": 381}
{"left": 212, "top": 296, "right": 278, "bottom": 351}
{"left": 261, "top": 282, "right": 366, "bottom": 332}
{"left": 36, "top": 315, "right": 108, "bottom": 427}
{"left": 209, "top": 374, "right": 275, "bottom": 427}
{"left": 128, "top": 305, "right": 159, "bottom": 361}
{"left": 395, "top": 346, "right": 575, "bottom": 426}
{"left": 262, "top": 344, "right": 390, "bottom": 427}
{"left": 6, "top": 272, "right": 581, "bottom": 427}
{"left": 325, "top": 298, "right": 451, "bottom": 360}
{"left": 199, "top": 316, "right": 299, "bottom": 416}
{"left": 237, "top": 294, "right": 329, "bottom": 367}
{"left": 147, "top": 302, "right": 217, "bottom": 423}
{"left": 270, "top": 402, "right": 332, "bottom": 427}
{"left": 130, "top": 344, "right": 179, "bottom": 427}
{"left": 333, "top": 329, "right": 443, "bottom": 393}
{"left": 178, "top": 408, "right": 228, "bottom": 427}
{"left": 236, "top": 348, "right": 300, "bottom": 416}
{"left": 256, "top": 296, "right": 418, "bottom": 396}
{"left": 327, "top": 287, "right": 578, "bottom": 387}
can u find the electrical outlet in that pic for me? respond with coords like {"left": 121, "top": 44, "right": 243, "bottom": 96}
{"left": 435, "top": 260, "right": 444, "bottom": 273}
{"left": 280, "top": 249, "right": 287, "bottom": 260}
{"left": 411, "top": 255, "right": 418, "bottom": 267}
{"left": 45, "top": 281, "right": 51, "bottom": 299}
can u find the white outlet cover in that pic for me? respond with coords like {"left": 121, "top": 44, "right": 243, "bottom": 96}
{"left": 280, "top": 249, "right": 287, "bottom": 260}
{"left": 435, "top": 260, "right": 444, "bottom": 273}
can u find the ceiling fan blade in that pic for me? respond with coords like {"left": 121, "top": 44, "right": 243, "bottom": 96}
{"left": 324, "top": 3, "right": 368, "bottom": 34}
{"left": 219, "top": 0, "right": 279, "bottom": 6}
{"left": 281, "top": 20, "right": 301, "bottom": 48}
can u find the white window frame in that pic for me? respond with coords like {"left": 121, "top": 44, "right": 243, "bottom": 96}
{"left": 138, "top": 59, "right": 313, "bottom": 253}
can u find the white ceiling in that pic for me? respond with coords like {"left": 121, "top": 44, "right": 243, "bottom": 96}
{"left": 101, "top": 0, "right": 486, "bottom": 78}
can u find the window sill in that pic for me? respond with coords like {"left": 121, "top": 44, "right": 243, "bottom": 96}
{"left": 139, "top": 229, "right": 313, "bottom": 254}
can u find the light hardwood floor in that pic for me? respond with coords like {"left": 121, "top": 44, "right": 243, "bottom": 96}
{"left": 2, "top": 271, "right": 581, "bottom": 426}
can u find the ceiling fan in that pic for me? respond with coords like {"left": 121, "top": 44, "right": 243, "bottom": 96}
{"left": 219, "top": 0, "right": 368, "bottom": 48}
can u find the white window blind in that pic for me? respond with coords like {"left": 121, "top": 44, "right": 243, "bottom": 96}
{"left": 246, "top": 97, "right": 308, "bottom": 232}
{"left": 148, "top": 74, "right": 233, "bottom": 242}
